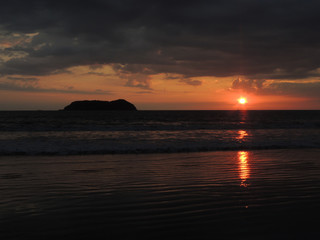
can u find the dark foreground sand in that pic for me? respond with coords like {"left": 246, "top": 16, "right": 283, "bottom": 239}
{"left": 1, "top": 149, "right": 320, "bottom": 239}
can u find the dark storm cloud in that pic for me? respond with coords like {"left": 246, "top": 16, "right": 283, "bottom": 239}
{"left": 1, "top": 0, "right": 320, "bottom": 81}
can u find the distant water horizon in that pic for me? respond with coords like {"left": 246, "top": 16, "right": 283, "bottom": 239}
{"left": 1, "top": 109, "right": 320, "bottom": 111}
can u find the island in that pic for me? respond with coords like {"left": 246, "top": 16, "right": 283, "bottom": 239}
{"left": 63, "top": 99, "right": 137, "bottom": 111}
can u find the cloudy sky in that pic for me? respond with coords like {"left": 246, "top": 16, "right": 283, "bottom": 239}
{"left": 1, "top": 0, "right": 320, "bottom": 110}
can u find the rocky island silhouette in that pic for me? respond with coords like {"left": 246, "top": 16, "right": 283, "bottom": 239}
{"left": 63, "top": 99, "right": 137, "bottom": 111}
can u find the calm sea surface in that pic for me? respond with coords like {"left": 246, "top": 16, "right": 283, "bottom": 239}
{"left": 0, "top": 110, "right": 320, "bottom": 239}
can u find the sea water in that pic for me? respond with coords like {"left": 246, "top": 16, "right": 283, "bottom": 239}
{"left": 0, "top": 110, "right": 320, "bottom": 239}
{"left": 0, "top": 110, "right": 319, "bottom": 155}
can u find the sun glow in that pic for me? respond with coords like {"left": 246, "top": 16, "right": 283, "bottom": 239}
{"left": 238, "top": 97, "right": 247, "bottom": 104}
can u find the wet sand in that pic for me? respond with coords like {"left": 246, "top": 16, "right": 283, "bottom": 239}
{"left": 1, "top": 149, "right": 320, "bottom": 239}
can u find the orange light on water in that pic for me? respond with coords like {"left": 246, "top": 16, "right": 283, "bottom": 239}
{"left": 238, "top": 151, "right": 250, "bottom": 187}
{"left": 236, "top": 130, "right": 248, "bottom": 140}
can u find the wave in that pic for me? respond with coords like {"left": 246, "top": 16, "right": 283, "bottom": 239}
{"left": 1, "top": 110, "right": 319, "bottom": 156}
{"left": 0, "top": 138, "right": 318, "bottom": 156}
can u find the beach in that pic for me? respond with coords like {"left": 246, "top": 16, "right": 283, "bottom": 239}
{"left": 2, "top": 0, "right": 320, "bottom": 237}
{"left": 1, "top": 149, "right": 320, "bottom": 239}
{"left": 2, "top": 1, "right": 320, "bottom": 238}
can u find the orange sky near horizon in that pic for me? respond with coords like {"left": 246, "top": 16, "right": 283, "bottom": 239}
{"left": 0, "top": 64, "right": 318, "bottom": 110}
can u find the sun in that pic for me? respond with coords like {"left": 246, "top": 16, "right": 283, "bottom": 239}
{"left": 238, "top": 97, "right": 247, "bottom": 104}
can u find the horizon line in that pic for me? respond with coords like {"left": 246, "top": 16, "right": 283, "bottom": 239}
{"left": 1, "top": 109, "right": 320, "bottom": 111}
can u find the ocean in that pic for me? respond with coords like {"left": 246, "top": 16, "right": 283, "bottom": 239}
{"left": 1, "top": 110, "right": 319, "bottom": 155}
{"left": 0, "top": 110, "right": 320, "bottom": 239}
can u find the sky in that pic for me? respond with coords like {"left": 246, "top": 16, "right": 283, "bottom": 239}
{"left": 1, "top": 0, "right": 320, "bottom": 110}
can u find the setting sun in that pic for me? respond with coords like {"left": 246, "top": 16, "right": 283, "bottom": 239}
{"left": 238, "top": 97, "right": 247, "bottom": 104}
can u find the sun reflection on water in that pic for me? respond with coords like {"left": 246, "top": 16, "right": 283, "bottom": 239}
{"left": 236, "top": 130, "right": 248, "bottom": 140}
{"left": 238, "top": 151, "right": 250, "bottom": 187}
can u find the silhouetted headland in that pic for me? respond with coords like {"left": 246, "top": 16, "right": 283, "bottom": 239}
{"left": 63, "top": 99, "right": 137, "bottom": 111}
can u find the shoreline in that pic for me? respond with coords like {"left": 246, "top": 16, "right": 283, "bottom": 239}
{"left": 0, "top": 146, "right": 319, "bottom": 157}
